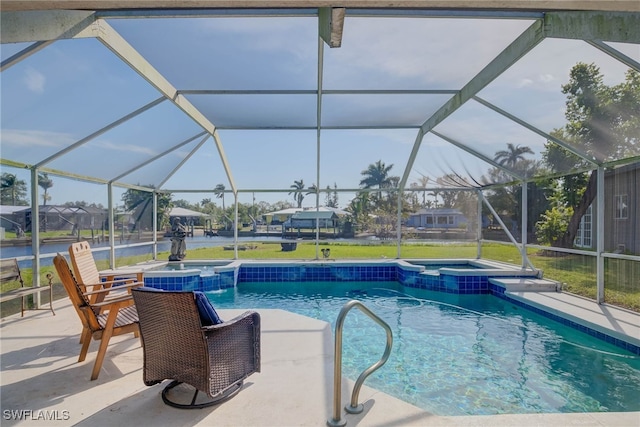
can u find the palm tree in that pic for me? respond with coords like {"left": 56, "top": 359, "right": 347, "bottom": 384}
{"left": 214, "top": 183, "right": 226, "bottom": 211}
{"left": 428, "top": 189, "right": 440, "bottom": 208}
{"left": 359, "top": 160, "right": 397, "bottom": 203}
{"left": 494, "top": 143, "right": 534, "bottom": 168}
{"left": 411, "top": 174, "right": 430, "bottom": 206}
{"left": 1, "top": 173, "right": 27, "bottom": 205}
{"left": 289, "top": 179, "right": 305, "bottom": 208}
{"left": 37, "top": 172, "right": 53, "bottom": 205}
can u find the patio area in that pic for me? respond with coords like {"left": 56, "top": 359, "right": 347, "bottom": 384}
{"left": 1, "top": 296, "right": 638, "bottom": 427}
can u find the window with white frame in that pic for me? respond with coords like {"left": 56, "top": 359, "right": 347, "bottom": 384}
{"left": 575, "top": 204, "right": 593, "bottom": 248}
{"left": 615, "top": 194, "right": 628, "bottom": 219}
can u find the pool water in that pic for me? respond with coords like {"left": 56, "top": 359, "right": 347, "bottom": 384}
{"left": 206, "top": 281, "right": 640, "bottom": 416}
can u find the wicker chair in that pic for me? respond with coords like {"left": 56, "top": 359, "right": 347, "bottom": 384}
{"left": 131, "top": 288, "right": 261, "bottom": 409}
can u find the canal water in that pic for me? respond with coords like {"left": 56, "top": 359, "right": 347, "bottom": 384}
{"left": 1, "top": 236, "right": 287, "bottom": 268}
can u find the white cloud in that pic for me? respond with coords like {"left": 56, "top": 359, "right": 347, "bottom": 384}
{"left": 23, "top": 67, "right": 45, "bottom": 93}
{"left": 93, "top": 139, "right": 158, "bottom": 156}
{"left": 518, "top": 78, "right": 534, "bottom": 88}
{"left": 326, "top": 17, "right": 533, "bottom": 88}
{"left": 539, "top": 73, "right": 555, "bottom": 83}
{"left": 198, "top": 17, "right": 315, "bottom": 61}
{"left": 0, "top": 129, "right": 73, "bottom": 147}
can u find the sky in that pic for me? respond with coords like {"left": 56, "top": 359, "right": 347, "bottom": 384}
{"left": 1, "top": 11, "right": 638, "bottom": 209}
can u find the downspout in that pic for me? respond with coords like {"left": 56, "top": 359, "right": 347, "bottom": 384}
{"left": 596, "top": 166, "right": 605, "bottom": 303}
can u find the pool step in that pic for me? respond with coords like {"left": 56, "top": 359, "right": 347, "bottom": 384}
{"left": 489, "top": 277, "right": 560, "bottom": 292}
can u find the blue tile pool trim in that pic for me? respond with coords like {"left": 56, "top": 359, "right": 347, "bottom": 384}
{"left": 143, "top": 272, "right": 237, "bottom": 292}
{"left": 237, "top": 264, "right": 398, "bottom": 283}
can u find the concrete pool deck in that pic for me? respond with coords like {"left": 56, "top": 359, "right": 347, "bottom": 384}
{"left": 1, "top": 296, "right": 639, "bottom": 427}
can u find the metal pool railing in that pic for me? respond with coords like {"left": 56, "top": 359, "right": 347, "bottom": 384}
{"left": 327, "top": 300, "right": 393, "bottom": 427}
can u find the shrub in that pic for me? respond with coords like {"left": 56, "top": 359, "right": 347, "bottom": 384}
{"left": 535, "top": 205, "right": 573, "bottom": 245}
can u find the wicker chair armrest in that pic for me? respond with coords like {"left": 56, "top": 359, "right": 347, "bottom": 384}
{"left": 201, "top": 310, "right": 261, "bottom": 383}
{"left": 202, "top": 311, "right": 260, "bottom": 332}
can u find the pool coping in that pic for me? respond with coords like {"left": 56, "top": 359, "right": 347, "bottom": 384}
{"left": 503, "top": 290, "right": 640, "bottom": 350}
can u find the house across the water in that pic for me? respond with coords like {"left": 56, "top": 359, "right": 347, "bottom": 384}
{"left": 406, "top": 208, "right": 468, "bottom": 230}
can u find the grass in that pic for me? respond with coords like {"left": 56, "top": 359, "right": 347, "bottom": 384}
{"left": 2, "top": 241, "right": 638, "bottom": 317}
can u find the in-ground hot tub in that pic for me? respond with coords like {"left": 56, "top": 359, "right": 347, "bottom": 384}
{"left": 141, "top": 260, "right": 237, "bottom": 292}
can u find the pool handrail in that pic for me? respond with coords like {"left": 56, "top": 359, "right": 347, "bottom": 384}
{"left": 327, "top": 300, "right": 393, "bottom": 427}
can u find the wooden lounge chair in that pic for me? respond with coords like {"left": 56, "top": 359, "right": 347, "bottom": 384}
{"left": 69, "top": 241, "right": 143, "bottom": 294}
{"left": 131, "top": 288, "right": 261, "bottom": 408}
{"left": 53, "top": 254, "right": 141, "bottom": 381}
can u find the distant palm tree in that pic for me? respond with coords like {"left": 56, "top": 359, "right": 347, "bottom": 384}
{"left": 360, "top": 160, "right": 397, "bottom": 201}
{"left": 214, "top": 183, "right": 226, "bottom": 211}
{"left": 37, "top": 172, "right": 53, "bottom": 205}
{"left": 1, "top": 173, "right": 26, "bottom": 205}
{"left": 411, "top": 175, "right": 430, "bottom": 206}
{"left": 494, "top": 143, "right": 534, "bottom": 168}
{"left": 306, "top": 184, "right": 318, "bottom": 196}
{"left": 428, "top": 189, "right": 440, "bottom": 208}
{"left": 289, "top": 179, "right": 305, "bottom": 208}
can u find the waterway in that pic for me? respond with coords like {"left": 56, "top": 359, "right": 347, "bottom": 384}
{"left": 0, "top": 236, "right": 290, "bottom": 268}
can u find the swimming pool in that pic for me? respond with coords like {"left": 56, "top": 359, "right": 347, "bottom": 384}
{"left": 205, "top": 280, "right": 640, "bottom": 416}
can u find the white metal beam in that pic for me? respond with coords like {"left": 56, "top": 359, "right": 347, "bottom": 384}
{"left": 30, "top": 168, "right": 41, "bottom": 287}
{"left": 110, "top": 131, "right": 208, "bottom": 183}
{"left": 157, "top": 134, "right": 210, "bottom": 189}
{"left": 399, "top": 18, "right": 545, "bottom": 189}
{"left": 35, "top": 97, "right": 166, "bottom": 169}
{"left": 544, "top": 11, "right": 640, "bottom": 43}
{"left": 430, "top": 130, "right": 525, "bottom": 181}
{"left": 92, "top": 19, "right": 238, "bottom": 193}
{"left": 0, "top": 10, "right": 96, "bottom": 43}
{"left": 1, "top": 41, "right": 53, "bottom": 71}
{"left": 315, "top": 32, "right": 325, "bottom": 260}
{"left": 586, "top": 39, "right": 640, "bottom": 72}
{"left": 473, "top": 96, "right": 599, "bottom": 165}
{"left": 596, "top": 166, "right": 605, "bottom": 303}
{"left": 319, "top": 7, "right": 345, "bottom": 48}
{"left": 3, "top": 1, "right": 639, "bottom": 13}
